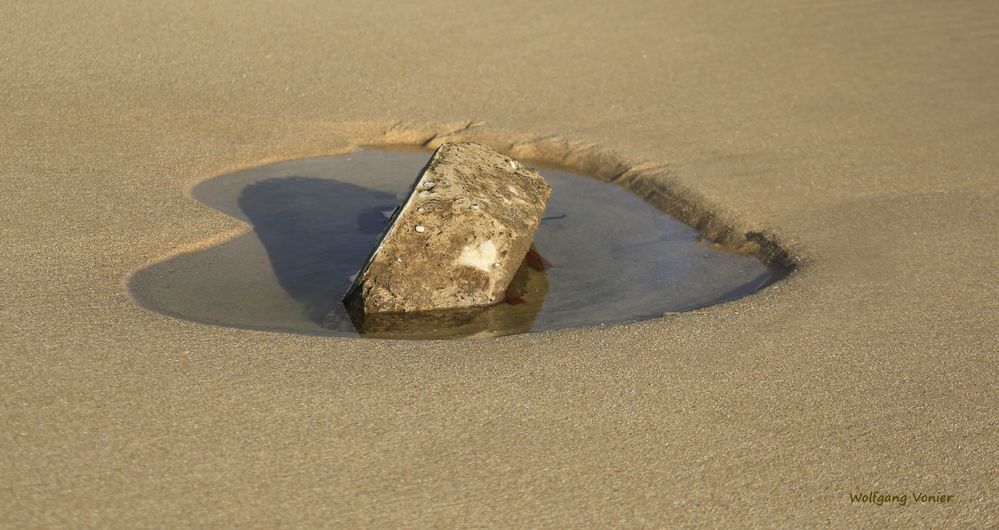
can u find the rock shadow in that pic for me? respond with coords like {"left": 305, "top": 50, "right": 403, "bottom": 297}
{"left": 237, "top": 177, "right": 397, "bottom": 325}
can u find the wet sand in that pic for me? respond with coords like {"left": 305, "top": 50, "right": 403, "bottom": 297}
{"left": 2, "top": 0, "right": 997, "bottom": 527}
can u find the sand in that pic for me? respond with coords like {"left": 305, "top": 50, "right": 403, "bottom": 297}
{"left": 2, "top": 0, "right": 997, "bottom": 527}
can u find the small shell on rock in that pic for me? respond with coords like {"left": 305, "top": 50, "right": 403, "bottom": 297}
{"left": 415, "top": 225, "right": 426, "bottom": 233}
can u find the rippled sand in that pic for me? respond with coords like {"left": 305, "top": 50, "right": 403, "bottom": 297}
{"left": 2, "top": 1, "right": 997, "bottom": 527}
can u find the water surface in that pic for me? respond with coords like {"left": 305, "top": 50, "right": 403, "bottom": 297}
{"left": 129, "top": 149, "right": 783, "bottom": 339}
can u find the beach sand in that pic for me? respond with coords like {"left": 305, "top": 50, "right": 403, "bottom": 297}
{"left": 2, "top": 0, "right": 997, "bottom": 527}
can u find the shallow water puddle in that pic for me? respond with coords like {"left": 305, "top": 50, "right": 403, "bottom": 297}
{"left": 129, "top": 149, "right": 784, "bottom": 339}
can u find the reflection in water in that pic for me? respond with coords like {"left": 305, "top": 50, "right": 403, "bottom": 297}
{"left": 335, "top": 257, "right": 549, "bottom": 339}
{"left": 128, "top": 150, "right": 785, "bottom": 339}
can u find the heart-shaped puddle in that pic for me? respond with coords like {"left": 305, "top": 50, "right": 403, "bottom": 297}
{"left": 129, "top": 148, "right": 785, "bottom": 339}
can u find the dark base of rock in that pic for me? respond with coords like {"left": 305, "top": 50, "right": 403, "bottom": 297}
{"left": 334, "top": 254, "right": 547, "bottom": 339}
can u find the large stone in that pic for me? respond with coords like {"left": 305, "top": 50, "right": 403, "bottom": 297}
{"left": 342, "top": 142, "right": 552, "bottom": 315}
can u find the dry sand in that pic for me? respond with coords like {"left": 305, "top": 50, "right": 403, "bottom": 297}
{"left": 2, "top": 0, "right": 997, "bottom": 527}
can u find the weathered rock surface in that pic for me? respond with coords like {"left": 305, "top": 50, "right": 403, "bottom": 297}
{"left": 343, "top": 142, "right": 552, "bottom": 314}
{"left": 334, "top": 250, "right": 550, "bottom": 339}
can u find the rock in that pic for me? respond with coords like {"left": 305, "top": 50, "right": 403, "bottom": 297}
{"left": 342, "top": 142, "right": 552, "bottom": 315}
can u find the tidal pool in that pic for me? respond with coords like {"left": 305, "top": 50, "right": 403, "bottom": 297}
{"left": 129, "top": 149, "right": 785, "bottom": 339}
